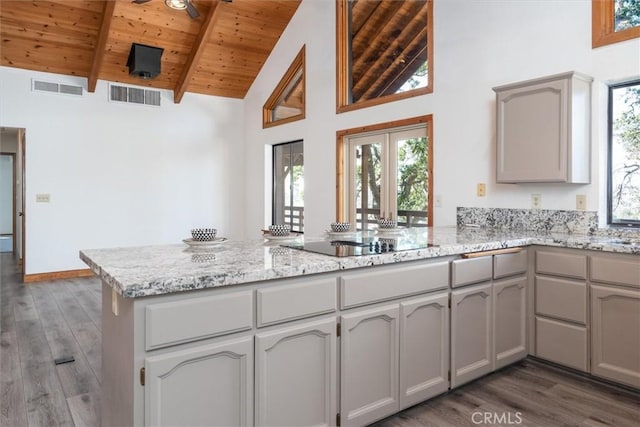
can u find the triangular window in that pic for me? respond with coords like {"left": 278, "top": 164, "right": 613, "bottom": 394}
{"left": 263, "top": 46, "right": 305, "bottom": 128}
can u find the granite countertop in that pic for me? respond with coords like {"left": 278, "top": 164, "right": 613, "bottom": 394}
{"left": 80, "top": 226, "right": 640, "bottom": 299}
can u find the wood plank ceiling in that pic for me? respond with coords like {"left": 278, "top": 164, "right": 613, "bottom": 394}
{"left": 0, "top": 0, "right": 301, "bottom": 102}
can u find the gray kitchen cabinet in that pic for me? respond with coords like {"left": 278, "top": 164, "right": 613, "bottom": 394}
{"left": 144, "top": 336, "right": 253, "bottom": 427}
{"left": 255, "top": 317, "right": 337, "bottom": 427}
{"left": 451, "top": 250, "right": 528, "bottom": 385}
{"left": 534, "top": 249, "right": 588, "bottom": 372}
{"left": 340, "top": 304, "right": 400, "bottom": 427}
{"left": 399, "top": 292, "right": 449, "bottom": 409}
{"left": 591, "top": 284, "right": 640, "bottom": 388}
{"left": 493, "top": 276, "right": 528, "bottom": 370}
{"left": 494, "top": 71, "right": 592, "bottom": 183}
{"left": 451, "top": 282, "right": 493, "bottom": 388}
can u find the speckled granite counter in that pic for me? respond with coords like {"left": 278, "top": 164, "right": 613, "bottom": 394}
{"left": 80, "top": 226, "right": 640, "bottom": 298}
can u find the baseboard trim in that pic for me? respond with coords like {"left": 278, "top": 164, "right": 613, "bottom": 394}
{"left": 23, "top": 268, "right": 95, "bottom": 283}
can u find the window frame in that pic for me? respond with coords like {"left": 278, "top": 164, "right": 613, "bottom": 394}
{"left": 336, "top": 0, "right": 434, "bottom": 114}
{"left": 263, "top": 46, "right": 306, "bottom": 128}
{"left": 592, "top": 0, "right": 640, "bottom": 48}
{"left": 607, "top": 78, "right": 640, "bottom": 228}
{"left": 336, "top": 115, "right": 433, "bottom": 226}
{"left": 272, "top": 140, "right": 305, "bottom": 232}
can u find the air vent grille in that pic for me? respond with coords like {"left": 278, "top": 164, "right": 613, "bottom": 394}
{"left": 32, "top": 79, "right": 83, "bottom": 96}
{"left": 109, "top": 84, "right": 161, "bottom": 107}
{"left": 59, "top": 84, "right": 83, "bottom": 96}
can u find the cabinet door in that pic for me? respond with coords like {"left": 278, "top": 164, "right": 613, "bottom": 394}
{"left": 145, "top": 336, "right": 253, "bottom": 427}
{"left": 255, "top": 318, "right": 337, "bottom": 427}
{"left": 451, "top": 283, "right": 493, "bottom": 388}
{"left": 494, "top": 277, "right": 527, "bottom": 369}
{"left": 591, "top": 285, "right": 640, "bottom": 388}
{"left": 399, "top": 293, "right": 449, "bottom": 410}
{"left": 496, "top": 78, "right": 568, "bottom": 183}
{"left": 341, "top": 304, "right": 399, "bottom": 427}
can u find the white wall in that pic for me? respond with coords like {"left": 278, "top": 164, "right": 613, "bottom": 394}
{"left": 0, "top": 67, "right": 246, "bottom": 274}
{"left": 243, "top": 0, "right": 640, "bottom": 236}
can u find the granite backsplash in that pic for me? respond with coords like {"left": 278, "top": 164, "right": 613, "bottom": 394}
{"left": 456, "top": 207, "right": 598, "bottom": 234}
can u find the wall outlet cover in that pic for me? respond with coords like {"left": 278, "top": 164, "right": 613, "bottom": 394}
{"left": 531, "top": 194, "right": 541, "bottom": 209}
{"left": 36, "top": 193, "right": 51, "bottom": 203}
{"left": 576, "top": 194, "right": 586, "bottom": 210}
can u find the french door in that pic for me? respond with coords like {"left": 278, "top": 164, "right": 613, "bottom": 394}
{"left": 345, "top": 125, "right": 429, "bottom": 230}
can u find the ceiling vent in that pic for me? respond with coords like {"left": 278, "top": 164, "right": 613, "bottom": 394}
{"left": 109, "top": 84, "right": 162, "bottom": 107}
{"left": 32, "top": 79, "right": 83, "bottom": 96}
{"left": 127, "top": 43, "right": 164, "bottom": 80}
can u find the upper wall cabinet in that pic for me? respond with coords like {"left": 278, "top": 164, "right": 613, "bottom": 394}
{"left": 493, "top": 72, "right": 593, "bottom": 184}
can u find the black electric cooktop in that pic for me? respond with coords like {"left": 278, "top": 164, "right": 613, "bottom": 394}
{"left": 284, "top": 237, "right": 438, "bottom": 257}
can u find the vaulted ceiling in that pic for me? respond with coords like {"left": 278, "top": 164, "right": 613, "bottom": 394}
{"left": 0, "top": 0, "right": 301, "bottom": 102}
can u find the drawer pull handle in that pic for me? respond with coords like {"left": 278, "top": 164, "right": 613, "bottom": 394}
{"left": 462, "top": 247, "right": 522, "bottom": 259}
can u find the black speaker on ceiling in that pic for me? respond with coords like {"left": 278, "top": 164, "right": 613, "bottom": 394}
{"left": 126, "top": 43, "right": 164, "bottom": 80}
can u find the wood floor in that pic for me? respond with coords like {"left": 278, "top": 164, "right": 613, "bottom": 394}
{"left": 1, "top": 253, "right": 638, "bottom": 427}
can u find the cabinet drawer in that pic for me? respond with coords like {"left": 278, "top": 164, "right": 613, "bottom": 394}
{"left": 494, "top": 249, "right": 528, "bottom": 279}
{"left": 536, "top": 251, "right": 587, "bottom": 279}
{"left": 340, "top": 261, "right": 449, "bottom": 309}
{"left": 535, "top": 316, "right": 587, "bottom": 372}
{"left": 590, "top": 256, "right": 640, "bottom": 289}
{"left": 257, "top": 278, "right": 337, "bottom": 327}
{"left": 145, "top": 291, "right": 253, "bottom": 350}
{"left": 535, "top": 276, "right": 586, "bottom": 324}
{"left": 451, "top": 257, "right": 492, "bottom": 288}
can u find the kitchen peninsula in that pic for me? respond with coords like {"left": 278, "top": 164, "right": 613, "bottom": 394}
{"left": 81, "top": 223, "right": 640, "bottom": 427}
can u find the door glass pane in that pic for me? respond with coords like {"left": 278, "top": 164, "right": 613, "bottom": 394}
{"left": 355, "top": 142, "right": 382, "bottom": 230}
{"left": 273, "top": 141, "right": 304, "bottom": 232}
{"left": 396, "top": 136, "right": 428, "bottom": 228}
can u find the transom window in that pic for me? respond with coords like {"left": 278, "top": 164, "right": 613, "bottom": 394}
{"left": 608, "top": 79, "right": 640, "bottom": 227}
{"left": 336, "top": 0, "right": 433, "bottom": 113}
{"left": 263, "top": 46, "right": 305, "bottom": 128}
{"left": 593, "top": 0, "right": 640, "bottom": 48}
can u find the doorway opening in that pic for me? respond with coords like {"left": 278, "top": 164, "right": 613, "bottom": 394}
{"left": 0, "top": 127, "right": 26, "bottom": 276}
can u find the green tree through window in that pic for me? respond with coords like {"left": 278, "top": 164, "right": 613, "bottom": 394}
{"left": 609, "top": 80, "right": 640, "bottom": 226}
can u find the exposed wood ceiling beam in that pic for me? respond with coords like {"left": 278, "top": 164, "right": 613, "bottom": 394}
{"left": 173, "top": 0, "right": 223, "bottom": 104}
{"left": 88, "top": 0, "right": 116, "bottom": 93}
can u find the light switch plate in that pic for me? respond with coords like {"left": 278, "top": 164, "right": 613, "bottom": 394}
{"left": 435, "top": 194, "right": 442, "bottom": 208}
{"left": 36, "top": 193, "right": 50, "bottom": 203}
{"left": 477, "top": 183, "right": 486, "bottom": 197}
{"left": 576, "top": 194, "right": 586, "bottom": 210}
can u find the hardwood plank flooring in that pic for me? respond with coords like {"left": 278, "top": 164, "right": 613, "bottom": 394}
{"left": 1, "top": 253, "right": 639, "bottom": 427}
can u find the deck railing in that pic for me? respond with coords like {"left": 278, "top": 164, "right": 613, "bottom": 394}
{"left": 284, "top": 206, "right": 304, "bottom": 232}
{"left": 356, "top": 208, "right": 428, "bottom": 229}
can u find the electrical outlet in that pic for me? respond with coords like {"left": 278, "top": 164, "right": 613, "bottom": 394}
{"left": 531, "top": 194, "right": 541, "bottom": 209}
{"left": 576, "top": 194, "right": 586, "bottom": 210}
{"left": 36, "top": 193, "right": 50, "bottom": 203}
{"left": 435, "top": 194, "right": 442, "bottom": 208}
{"left": 477, "top": 183, "right": 486, "bottom": 197}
